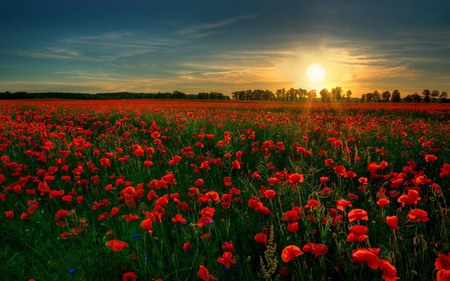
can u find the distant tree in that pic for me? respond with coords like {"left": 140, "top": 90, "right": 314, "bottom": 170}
{"left": 320, "top": 88, "right": 331, "bottom": 102}
{"left": 365, "top": 92, "right": 374, "bottom": 102}
{"left": 431, "top": 90, "right": 440, "bottom": 101}
{"left": 440, "top": 91, "right": 448, "bottom": 101}
{"left": 331, "top": 86, "right": 343, "bottom": 102}
{"left": 411, "top": 93, "right": 421, "bottom": 103}
{"left": 298, "top": 88, "right": 308, "bottom": 101}
{"left": 422, "top": 89, "right": 431, "bottom": 103}
{"left": 404, "top": 95, "right": 413, "bottom": 103}
{"left": 346, "top": 90, "right": 352, "bottom": 100}
{"left": 373, "top": 90, "right": 381, "bottom": 102}
{"left": 307, "top": 90, "right": 316, "bottom": 101}
{"left": 361, "top": 94, "right": 366, "bottom": 102}
{"left": 391, "top": 90, "right": 401, "bottom": 102}
{"left": 381, "top": 91, "right": 391, "bottom": 102}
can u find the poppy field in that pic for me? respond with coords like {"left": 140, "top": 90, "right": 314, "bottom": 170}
{"left": 1, "top": 100, "right": 450, "bottom": 281}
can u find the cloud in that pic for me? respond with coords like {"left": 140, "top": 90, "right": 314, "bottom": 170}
{"left": 2, "top": 32, "right": 182, "bottom": 62}
{"left": 177, "top": 14, "right": 257, "bottom": 38}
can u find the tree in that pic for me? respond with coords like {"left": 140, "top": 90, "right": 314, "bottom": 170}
{"left": 365, "top": 92, "right": 374, "bottom": 102}
{"left": 431, "top": 90, "right": 440, "bottom": 101}
{"left": 422, "top": 89, "right": 431, "bottom": 103}
{"left": 411, "top": 93, "right": 421, "bottom": 103}
{"left": 373, "top": 90, "right": 381, "bottom": 102}
{"left": 346, "top": 90, "right": 352, "bottom": 101}
{"left": 440, "top": 91, "right": 448, "bottom": 101}
{"left": 361, "top": 94, "right": 366, "bottom": 102}
{"left": 319, "top": 88, "right": 331, "bottom": 102}
{"left": 381, "top": 91, "right": 391, "bottom": 102}
{"left": 307, "top": 90, "right": 316, "bottom": 101}
{"left": 331, "top": 86, "right": 343, "bottom": 102}
{"left": 391, "top": 90, "right": 401, "bottom": 103}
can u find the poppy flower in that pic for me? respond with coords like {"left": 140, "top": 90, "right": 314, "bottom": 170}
{"left": 122, "top": 271, "right": 138, "bottom": 281}
{"left": 287, "top": 222, "right": 299, "bottom": 233}
{"left": 435, "top": 252, "right": 450, "bottom": 270}
{"left": 377, "top": 198, "right": 390, "bottom": 208}
{"left": 254, "top": 233, "right": 268, "bottom": 245}
{"left": 385, "top": 215, "right": 399, "bottom": 230}
{"left": 406, "top": 209, "right": 429, "bottom": 222}
{"left": 351, "top": 248, "right": 380, "bottom": 269}
{"left": 105, "top": 239, "right": 129, "bottom": 252}
{"left": 4, "top": 210, "right": 14, "bottom": 219}
{"left": 222, "top": 241, "right": 234, "bottom": 252}
{"left": 302, "top": 243, "right": 328, "bottom": 258}
{"left": 197, "top": 265, "right": 218, "bottom": 281}
{"left": 397, "top": 189, "right": 421, "bottom": 207}
{"left": 378, "top": 259, "right": 399, "bottom": 281}
{"left": 281, "top": 245, "right": 303, "bottom": 262}
{"left": 183, "top": 241, "right": 192, "bottom": 252}
{"left": 347, "top": 225, "right": 369, "bottom": 242}
{"left": 348, "top": 209, "right": 369, "bottom": 222}
{"left": 263, "top": 189, "right": 276, "bottom": 199}
{"left": 217, "top": 251, "right": 237, "bottom": 269}
{"left": 288, "top": 173, "right": 304, "bottom": 184}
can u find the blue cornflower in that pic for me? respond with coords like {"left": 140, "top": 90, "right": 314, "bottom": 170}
{"left": 68, "top": 268, "right": 76, "bottom": 275}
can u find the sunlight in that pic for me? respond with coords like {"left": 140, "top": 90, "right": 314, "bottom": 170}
{"left": 306, "top": 63, "right": 326, "bottom": 83}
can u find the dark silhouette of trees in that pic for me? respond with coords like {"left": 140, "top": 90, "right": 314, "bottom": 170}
{"left": 320, "top": 88, "right": 331, "bottom": 102}
{"left": 422, "top": 89, "right": 431, "bottom": 103}
{"left": 381, "top": 91, "right": 391, "bottom": 102}
{"left": 391, "top": 90, "right": 401, "bottom": 102}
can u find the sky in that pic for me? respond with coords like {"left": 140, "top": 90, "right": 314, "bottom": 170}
{"left": 1, "top": 0, "right": 450, "bottom": 97}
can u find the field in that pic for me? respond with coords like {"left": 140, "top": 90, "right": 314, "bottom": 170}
{"left": 1, "top": 100, "right": 450, "bottom": 281}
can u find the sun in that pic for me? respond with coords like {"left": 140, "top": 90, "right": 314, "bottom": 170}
{"left": 306, "top": 63, "right": 326, "bottom": 83}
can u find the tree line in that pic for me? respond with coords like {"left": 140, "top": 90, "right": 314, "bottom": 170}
{"left": 0, "top": 91, "right": 230, "bottom": 100}
{"left": 1, "top": 88, "right": 448, "bottom": 102}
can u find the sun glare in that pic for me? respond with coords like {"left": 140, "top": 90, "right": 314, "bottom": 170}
{"left": 306, "top": 63, "right": 326, "bottom": 83}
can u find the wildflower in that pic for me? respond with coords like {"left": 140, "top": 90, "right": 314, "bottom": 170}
{"left": 406, "top": 209, "right": 429, "bottom": 222}
{"left": 385, "top": 216, "right": 399, "bottom": 230}
{"left": 377, "top": 198, "right": 390, "bottom": 208}
{"left": 348, "top": 209, "right": 369, "bottom": 222}
{"left": 217, "top": 251, "right": 237, "bottom": 269}
{"left": 379, "top": 259, "right": 399, "bottom": 281}
{"left": 68, "top": 268, "right": 76, "bottom": 275}
{"left": 197, "top": 265, "right": 218, "bottom": 281}
{"left": 183, "top": 241, "right": 192, "bottom": 252}
{"left": 105, "top": 239, "right": 129, "bottom": 252}
{"left": 346, "top": 225, "right": 369, "bottom": 243}
{"left": 281, "top": 245, "right": 303, "bottom": 262}
{"left": 435, "top": 252, "right": 450, "bottom": 281}
{"left": 397, "top": 189, "right": 421, "bottom": 207}
{"left": 122, "top": 271, "right": 138, "bottom": 281}
{"left": 351, "top": 248, "right": 380, "bottom": 269}
{"left": 302, "top": 243, "right": 328, "bottom": 258}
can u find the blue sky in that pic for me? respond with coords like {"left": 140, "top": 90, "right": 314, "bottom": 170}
{"left": 1, "top": 0, "right": 450, "bottom": 96}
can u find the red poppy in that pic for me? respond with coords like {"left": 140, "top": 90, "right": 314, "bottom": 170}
{"left": 333, "top": 165, "right": 346, "bottom": 176}
{"left": 385, "top": 215, "right": 399, "bottom": 230}
{"left": 183, "top": 241, "right": 192, "bottom": 252}
{"left": 302, "top": 243, "right": 328, "bottom": 258}
{"left": 348, "top": 209, "right": 369, "bottom": 222}
{"left": 263, "top": 189, "right": 276, "bottom": 199}
{"left": 4, "top": 210, "right": 14, "bottom": 219}
{"left": 197, "top": 265, "right": 218, "bottom": 281}
{"left": 406, "top": 208, "right": 429, "bottom": 222}
{"left": 397, "top": 189, "right": 421, "bottom": 207}
{"left": 281, "top": 245, "right": 303, "bottom": 262}
{"left": 351, "top": 248, "right": 380, "bottom": 269}
{"left": 288, "top": 173, "right": 304, "bottom": 184}
{"left": 172, "top": 214, "right": 187, "bottom": 224}
{"left": 436, "top": 270, "right": 450, "bottom": 281}
{"left": 122, "top": 271, "right": 137, "bottom": 281}
{"left": 377, "top": 198, "right": 390, "bottom": 208}
{"left": 105, "top": 239, "right": 129, "bottom": 252}
{"left": 254, "top": 233, "right": 268, "bottom": 245}
{"left": 217, "top": 251, "right": 237, "bottom": 268}
{"left": 347, "top": 225, "right": 369, "bottom": 243}
{"left": 222, "top": 241, "right": 234, "bottom": 252}
{"left": 378, "top": 259, "right": 399, "bottom": 281}
{"left": 436, "top": 252, "right": 450, "bottom": 270}
{"left": 336, "top": 199, "right": 352, "bottom": 211}
{"left": 287, "top": 222, "right": 299, "bottom": 233}
{"left": 304, "top": 199, "right": 320, "bottom": 210}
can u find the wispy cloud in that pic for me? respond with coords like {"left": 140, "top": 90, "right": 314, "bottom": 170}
{"left": 2, "top": 32, "right": 182, "bottom": 62}
{"left": 177, "top": 14, "right": 257, "bottom": 38}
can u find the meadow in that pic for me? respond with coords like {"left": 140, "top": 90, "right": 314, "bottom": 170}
{"left": 1, "top": 100, "right": 450, "bottom": 281}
